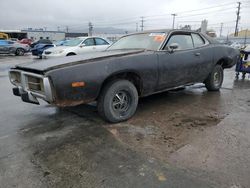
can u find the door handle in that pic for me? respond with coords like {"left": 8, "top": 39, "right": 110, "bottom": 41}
{"left": 194, "top": 52, "right": 201, "bottom": 56}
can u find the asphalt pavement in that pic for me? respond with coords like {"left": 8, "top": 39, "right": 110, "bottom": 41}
{"left": 0, "top": 54, "right": 250, "bottom": 188}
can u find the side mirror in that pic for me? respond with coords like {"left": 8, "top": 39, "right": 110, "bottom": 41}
{"left": 169, "top": 43, "right": 179, "bottom": 52}
{"left": 80, "top": 43, "right": 86, "bottom": 48}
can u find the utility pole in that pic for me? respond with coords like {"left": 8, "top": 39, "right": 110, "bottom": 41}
{"left": 88, "top": 22, "right": 93, "bottom": 36}
{"left": 136, "top": 23, "right": 138, "bottom": 32}
{"left": 140, "top": 17, "right": 144, "bottom": 31}
{"left": 171, "top": 14, "right": 177, "bottom": 29}
{"left": 66, "top": 26, "right": 69, "bottom": 33}
{"left": 234, "top": 2, "right": 241, "bottom": 37}
{"left": 219, "top": 23, "right": 223, "bottom": 37}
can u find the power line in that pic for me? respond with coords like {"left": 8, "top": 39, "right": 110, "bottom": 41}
{"left": 57, "top": 2, "right": 239, "bottom": 29}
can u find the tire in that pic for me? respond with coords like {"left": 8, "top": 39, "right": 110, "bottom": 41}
{"left": 97, "top": 80, "right": 138, "bottom": 123}
{"left": 204, "top": 65, "right": 224, "bottom": 91}
{"left": 15, "top": 48, "right": 25, "bottom": 56}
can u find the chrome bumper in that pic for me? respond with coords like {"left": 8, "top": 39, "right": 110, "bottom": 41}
{"left": 9, "top": 70, "right": 54, "bottom": 105}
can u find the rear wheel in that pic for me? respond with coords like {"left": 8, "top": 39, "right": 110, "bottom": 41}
{"left": 205, "top": 65, "right": 224, "bottom": 91}
{"left": 97, "top": 80, "right": 138, "bottom": 123}
{"left": 15, "top": 48, "right": 25, "bottom": 56}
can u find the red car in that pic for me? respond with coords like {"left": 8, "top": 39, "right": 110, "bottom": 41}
{"left": 19, "top": 38, "right": 33, "bottom": 46}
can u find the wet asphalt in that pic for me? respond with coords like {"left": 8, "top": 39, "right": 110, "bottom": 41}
{"left": 0, "top": 54, "right": 250, "bottom": 188}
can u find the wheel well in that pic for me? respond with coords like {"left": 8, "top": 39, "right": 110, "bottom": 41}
{"left": 16, "top": 48, "right": 24, "bottom": 52}
{"left": 216, "top": 58, "right": 229, "bottom": 69}
{"left": 100, "top": 72, "right": 142, "bottom": 96}
{"left": 66, "top": 52, "right": 76, "bottom": 56}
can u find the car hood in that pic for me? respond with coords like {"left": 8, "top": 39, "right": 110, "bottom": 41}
{"left": 14, "top": 49, "right": 146, "bottom": 73}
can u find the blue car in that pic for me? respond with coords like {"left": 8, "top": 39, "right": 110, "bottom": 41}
{"left": 31, "top": 43, "right": 55, "bottom": 58}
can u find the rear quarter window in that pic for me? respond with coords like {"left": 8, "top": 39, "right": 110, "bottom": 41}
{"left": 192, "top": 33, "right": 205, "bottom": 48}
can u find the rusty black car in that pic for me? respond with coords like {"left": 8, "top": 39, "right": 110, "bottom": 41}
{"left": 9, "top": 29, "right": 239, "bottom": 122}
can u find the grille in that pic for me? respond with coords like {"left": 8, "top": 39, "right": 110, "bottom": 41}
{"left": 45, "top": 51, "right": 52, "bottom": 55}
{"left": 27, "top": 75, "right": 44, "bottom": 92}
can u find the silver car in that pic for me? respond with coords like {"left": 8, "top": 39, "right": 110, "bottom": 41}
{"left": 0, "top": 40, "right": 30, "bottom": 56}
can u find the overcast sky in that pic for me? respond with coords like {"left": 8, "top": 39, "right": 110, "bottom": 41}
{"left": 0, "top": 0, "right": 249, "bottom": 35}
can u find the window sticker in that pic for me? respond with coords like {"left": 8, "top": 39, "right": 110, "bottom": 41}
{"left": 149, "top": 33, "right": 166, "bottom": 42}
{"left": 154, "top": 35, "right": 166, "bottom": 42}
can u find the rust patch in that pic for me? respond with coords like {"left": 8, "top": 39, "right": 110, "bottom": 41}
{"left": 54, "top": 98, "right": 95, "bottom": 107}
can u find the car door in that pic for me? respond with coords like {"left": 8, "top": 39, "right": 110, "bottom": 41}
{"left": 157, "top": 32, "right": 203, "bottom": 90}
{"left": 190, "top": 33, "right": 213, "bottom": 81}
{"left": 77, "top": 38, "right": 96, "bottom": 54}
{"left": 94, "top": 37, "right": 110, "bottom": 51}
{"left": 0, "top": 41, "right": 12, "bottom": 54}
{"left": 0, "top": 41, "right": 8, "bottom": 53}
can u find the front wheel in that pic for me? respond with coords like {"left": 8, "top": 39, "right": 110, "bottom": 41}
{"left": 15, "top": 48, "right": 25, "bottom": 56}
{"left": 204, "top": 65, "right": 224, "bottom": 91}
{"left": 97, "top": 80, "right": 138, "bottom": 123}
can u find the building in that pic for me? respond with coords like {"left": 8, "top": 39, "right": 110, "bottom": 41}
{"left": 0, "top": 30, "right": 27, "bottom": 39}
{"left": 0, "top": 29, "right": 88, "bottom": 41}
{"left": 22, "top": 29, "right": 65, "bottom": 41}
{"left": 230, "top": 29, "right": 250, "bottom": 37}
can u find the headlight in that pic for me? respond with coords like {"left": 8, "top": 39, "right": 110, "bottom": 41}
{"left": 9, "top": 71, "right": 21, "bottom": 86}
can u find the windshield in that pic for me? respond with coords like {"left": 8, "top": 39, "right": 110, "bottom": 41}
{"left": 108, "top": 33, "right": 167, "bottom": 51}
{"left": 63, "top": 39, "right": 82, "bottom": 46}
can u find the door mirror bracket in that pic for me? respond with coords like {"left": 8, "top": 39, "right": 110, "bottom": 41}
{"left": 168, "top": 43, "right": 179, "bottom": 53}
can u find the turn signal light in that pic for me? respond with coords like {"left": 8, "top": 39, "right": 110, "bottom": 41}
{"left": 71, "top": 82, "right": 85, "bottom": 87}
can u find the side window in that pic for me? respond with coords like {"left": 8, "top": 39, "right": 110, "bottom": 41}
{"left": 83, "top": 38, "right": 95, "bottom": 46}
{"left": 192, "top": 33, "right": 205, "bottom": 48}
{"left": 165, "top": 34, "right": 193, "bottom": 50}
{"left": 95, "top": 38, "right": 109, "bottom": 45}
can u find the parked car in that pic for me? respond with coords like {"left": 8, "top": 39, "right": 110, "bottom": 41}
{"left": 10, "top": 38, "right": 19, "bottom": 42}
{"left": 30, "top": 39, "right": 52, "bottom": 48}
{"left": 31, "top": 43, "right": 55, "bottom": 59}
{"left": 244, "top": 44, "right": 250, "bottom": 52}
{"left": 54, "top": 40, "right": 68, "bottom": 46}
{"left": 9, "top": 29, "right": 239, "bottom": 122}
{"left": 19, "top": 38, "right": 33, "bottom": 46}
{"left": 42, "top": 37, "right": 110, "bottom": 58}
{"left": 0, "top": 40, "right": 30, "bottom": 56}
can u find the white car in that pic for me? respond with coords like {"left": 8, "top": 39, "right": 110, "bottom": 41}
{"left": 42, "top": 37, "right": 110, "bottom": 58}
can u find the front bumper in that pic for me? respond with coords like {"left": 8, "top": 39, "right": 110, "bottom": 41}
{"left": 9, "top": 70, "right": 54, "bottom": 105}
{"left": 42, "top": 53, "right": 64, "bottom": 59}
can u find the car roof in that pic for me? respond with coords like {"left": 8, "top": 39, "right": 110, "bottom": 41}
{"left": 128, "top": 29, "right": 203, "bottom": 36}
